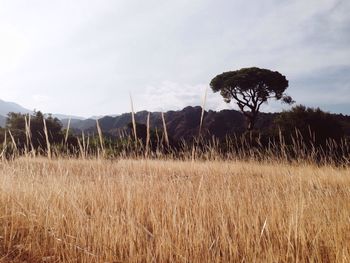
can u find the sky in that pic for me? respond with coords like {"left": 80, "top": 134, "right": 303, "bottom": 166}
{"left": 0, "top": 0, "right": 349, "bottom": 117}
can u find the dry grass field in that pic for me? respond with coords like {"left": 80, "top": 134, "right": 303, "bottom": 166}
{"left": 0, "top": 158, "right": 349, "bottom": 262}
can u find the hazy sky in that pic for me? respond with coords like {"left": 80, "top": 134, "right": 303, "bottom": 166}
{"left": 0, "top": 0, "right": 349, "bottom": 117}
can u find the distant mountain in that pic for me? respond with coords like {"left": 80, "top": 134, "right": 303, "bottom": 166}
{"left": 65, "top": 106, "right": 350, "bottom": 141}
{"left": 88, "top": 114, "right": 118, "bottom": 120}
{"left": 47, "top": 113, "right": 85, "bottom": 120}
{"left": 0, "top": 99, "right": 32, "bottom": 116}
{"left": 66, "top": 106, "right": 277, "bottom": 140}
{"left": 0, "top": 99, "right": 86, "bottom": 127}
{"left": 61, "top": 118, "right": 97, "bottom": 131}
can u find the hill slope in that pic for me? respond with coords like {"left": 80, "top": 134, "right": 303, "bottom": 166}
{"left": 66, "top": 106, "right": 277, "bottom": 140}
{"left": 0, "top": 99, "right": 31, "bottom": 116}
{"left": 65, "top": 106, "right": 350, "bottom": 141}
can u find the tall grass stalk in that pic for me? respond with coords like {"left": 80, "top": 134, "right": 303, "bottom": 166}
{"left": 199, "top": 86, "right": 208, "bottom": 137}
{"left": 77, "top": 133, "right": 86, "bottom": 160}
{"left": 65, "top": 118, "right": 71, "bottom": 145}
{"left": 129, "top": 93, "right": 138, "bottom": 145}
{"left": 146, "top": 112, "right": 150, "bottom": 156}
{"left": 28, "top": 114, "right": 35, "bottom": 156}
{"left": 82, "top": 130, "right": 86, "bottom": 156}
{"left": 8, "top": 129, "right": 18, "bottom": 153}
{"left": 24, "top": 115, "right": 30, "bottom": 155}
{"left": 161, "top": 112, "right": 169, "bottom": 147}
{"left": 1, "top": 130, "right": 7, "bottom": 161}
{"left": 43, "top": 118, "right": 51, "bottom": 159}
{"left": 96, "top": 119, "right": 105, "bottom": 158}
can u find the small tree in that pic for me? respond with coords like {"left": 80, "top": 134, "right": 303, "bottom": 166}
{"left": 275, "top": 105, "right": 344, "bottom": 146}
{"left": 6, "top": 111, "right": 63, "bottom": 151}
{"left": 210, "top": 67, "right": 294, "bottom": 131}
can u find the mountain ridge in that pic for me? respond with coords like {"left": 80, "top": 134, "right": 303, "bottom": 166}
{"left": 0, "top": 99, "right": 32, "bottom": 116}
{"left": 0, "top": 99, "right": 85, "bottom": 127}
{"left": 60, "top": 106, "right": 350, "bottom": 142}
{"left": 61, "top": 106, "right": 276, "bottom": 141}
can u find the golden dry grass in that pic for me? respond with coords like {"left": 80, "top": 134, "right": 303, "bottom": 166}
{"left": 0, "top": 158, "right": 349, "bottom": 262}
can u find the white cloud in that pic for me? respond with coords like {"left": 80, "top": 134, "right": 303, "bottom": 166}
{"left": 133, "top": 81, "right": 221, "bottom": 112}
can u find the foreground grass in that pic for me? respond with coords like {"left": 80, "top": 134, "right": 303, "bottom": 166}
{"left": 0, "top": 158, "right": 349, "bottom": 262}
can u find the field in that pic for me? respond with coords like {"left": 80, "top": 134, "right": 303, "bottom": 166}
{"left": 0, "top": 158, "right": 349, "bottom": 262}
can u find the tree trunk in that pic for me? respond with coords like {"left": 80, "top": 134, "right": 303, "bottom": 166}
{"left": 245, "top": 111, "right": 257, "bottom": 131}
